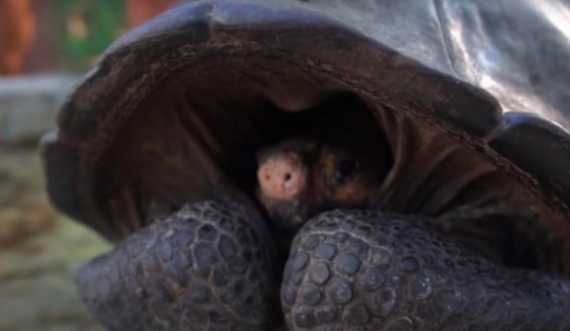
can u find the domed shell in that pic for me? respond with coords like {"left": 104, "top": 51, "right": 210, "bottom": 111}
{"left": 40, "top": 0, "right": 570, "bottom": 241}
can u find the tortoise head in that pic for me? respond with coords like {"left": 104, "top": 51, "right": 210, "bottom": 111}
{"left": 40, "top": 0, "right": 570, "bottom": 271}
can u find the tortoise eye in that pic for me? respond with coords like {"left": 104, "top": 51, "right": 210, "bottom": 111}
{"left": 334, "top": 159, "right": 361, "bottom": 184}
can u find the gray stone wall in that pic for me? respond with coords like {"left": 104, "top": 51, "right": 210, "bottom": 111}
{"left": 0, "top": 74, "right": 80, "bottom": 145}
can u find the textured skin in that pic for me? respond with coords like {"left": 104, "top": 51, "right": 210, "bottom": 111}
{"left": 78, "top": 201, "right": 570, "bottom": 331}
{"left": 77, "top": 201, "right": 279, "bottom": 331}
{"left": 282, "top": 210, "right": 570, "bottom": 330}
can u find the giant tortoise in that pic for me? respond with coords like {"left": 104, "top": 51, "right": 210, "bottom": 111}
{"left": 40, "top": 0, "right": 570, "bottom": 330}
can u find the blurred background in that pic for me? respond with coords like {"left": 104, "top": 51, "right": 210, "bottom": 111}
{"left": 0, "top": 1, "right": 177, "bottom": 330}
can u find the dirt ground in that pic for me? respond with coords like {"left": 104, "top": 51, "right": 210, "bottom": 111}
{"left": 0, "top": 148, "right": 110, "bottom": 331}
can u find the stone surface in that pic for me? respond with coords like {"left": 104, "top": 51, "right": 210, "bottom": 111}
{"left": 0, "top": 216, "right": 111, "bottom": 331}
{"left": 0, "top": 148, "right": 110, "bottom": 331}
{"left": 0, "top": 74, "right": 80, "bottom": 145}
{"left": 0, "top": 149, "right": 57, "bottom": 244}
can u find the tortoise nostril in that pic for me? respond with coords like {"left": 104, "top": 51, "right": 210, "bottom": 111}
{"left": 257, "top": 154, "right": 307, "bottom": 200}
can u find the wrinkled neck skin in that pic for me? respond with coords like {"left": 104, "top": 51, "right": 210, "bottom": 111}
{"left": 375, "top": 111, "right": 535, "bottom": 221}
{"left": 374, "top": 113, "right": 549, "bottom": 268}
{"left": 379, "top": 110, "right": 570, "bottom": 274}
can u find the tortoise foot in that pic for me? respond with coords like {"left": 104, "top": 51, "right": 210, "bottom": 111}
{"left": 77, "top": 201, "right": 278, "bottom": 331}
{"left": 282, "top": 210, "right": 570, "bottom": 330}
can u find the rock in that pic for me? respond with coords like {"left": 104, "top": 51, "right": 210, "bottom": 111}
{"left": 0, "top": 74, "right": 80, "bottom": 146}
{"left": 0, "top": 216, "right": 111, "bottom": 331}
{"left": 0, "top": 147, "right": 111, "bottom": 331}
{"left": 0, "top": 149, "right": 57, "bottom": 245}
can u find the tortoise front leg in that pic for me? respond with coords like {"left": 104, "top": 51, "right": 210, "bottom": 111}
{"left": 77, "top": 201, "right": 279, "bottom": 331}
{"left": 282, "top": 210, "right": 570, "bottom": 330}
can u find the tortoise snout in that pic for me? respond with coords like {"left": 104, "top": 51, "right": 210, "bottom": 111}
{"left": 257, "top": 153, "right": 307, "bottom": 200}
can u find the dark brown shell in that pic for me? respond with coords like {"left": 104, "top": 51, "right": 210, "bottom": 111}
{"left": 40, "top": 0, "right": 570, "bottom": 241}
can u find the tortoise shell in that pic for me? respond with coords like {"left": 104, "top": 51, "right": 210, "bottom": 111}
{"left": 40, "top": 0, "right": 570, "bottom": 259}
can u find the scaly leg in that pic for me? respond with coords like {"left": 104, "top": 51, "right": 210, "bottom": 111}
{"left": 77, "top": 201, "right": 280, "bottom": 331}
{"left": 282, "top": 210, "right": 570, "bottom": 330}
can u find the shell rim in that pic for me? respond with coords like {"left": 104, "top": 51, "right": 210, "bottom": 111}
{"left": 40, "top": 0, "right": 570, "bottom": 239}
